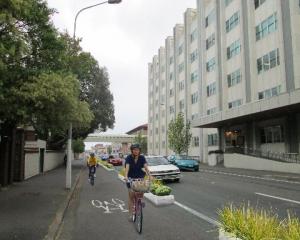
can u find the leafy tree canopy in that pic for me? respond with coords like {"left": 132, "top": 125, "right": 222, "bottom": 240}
{"left": 134, "top": 132, "right": 147, "bottom": 155}
{"left": 0, "top": 0, "right": 115, "bottom": 147}
{"left": 167, "top": 113, "right": 192, "bottom": 155}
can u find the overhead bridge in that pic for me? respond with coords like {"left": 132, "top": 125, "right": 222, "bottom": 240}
{"left": 84, "top": 134, "right": 136, "bottom": 143}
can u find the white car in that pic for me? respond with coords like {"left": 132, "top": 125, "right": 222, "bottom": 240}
{"left": 145, "top": 156, "right": 181, "bottom": 182}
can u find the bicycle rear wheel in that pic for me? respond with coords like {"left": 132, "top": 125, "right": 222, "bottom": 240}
{"left": 90, "top": 175, "right": 94, "bottom": 186}
{"left": 135, "top": 199, "right": 143, "bottom": 234}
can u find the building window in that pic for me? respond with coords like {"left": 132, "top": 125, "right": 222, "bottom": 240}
{"left": 161, "top": 125, "right": 165, "bottom": 133}
{"left": 191, "top": 92, "right": 198, "bottom": 104}
{"left": 179, "top": 81, "right": 185, "bottom": 91}
{"left": 207, "top": 107, "right": 217, "bottom": 115}
{"left": 169, "top": 56, "right": 174, "bottom": 65}
{"left": 205, "top": 9, "right": 215, "bottom": 28}
{"left": 260, "top": 125, "right": 284, "bottom": 143}
{"left": 228, "top": 99, "right": 242, "bottom": 109}
{"left": 190, "top": 49, "right": 198, "bottom": 63}
{"left": 178, "top": 62, "right": 184, "bottom": 73}
{"left": 155, "top": 128, "right": 158, "bottom": 134}
{"left": 178, "top": 44, "right": 183, "bottom": 55}
{"left": 257, "top": 48, "right": 280, "bottom": 74}
{"left": 190, "top": 29, "right": 197, "bottom": 43}
{"left": 254, "top": 0, "right": 266, "bottom": 9}
{"left": 162, "top": 141, "right": 166, "bottom": 148}
{"left": 206, "top": 33, "right": 215, "bottom": 50}
{"left": 169, "top": 88, "right": 174, "bottom": 97}
{"left": 258, "top": 85, "right": 281, "bottom": 100}
{"left": 155, "top": 142, "right": 159, "bottom": 149}
{"left": 169, "top": 72, "right": 173, "bottom": 81}
{"left": 169, "top": 105, "right": 175, "bottom": 114}
{"left": 179, "top": 100, "right": 184, "bottom": 111}
{"left": 191, "top": 113, "right": 198, "bottom": 120}
{"left": 227, "top": 39, "right": 241, "bottom": 60}
{"left": 208, "top": 133, "right": 218, "bottom": 146}
{"left": 191, "top": 71, "right": 198, "bottom": 83}
{"left": 206, "top": 57, "right": 216, "bottom": 72}
{"left": 226, "top": 11, "right": 240, "bottom": 33}
{"left": 227, "top": 69, "right": 241, "bottom": 87}
{"left": 225, "top": 0, "right": 233, "bottom": 7}
{"left": 256, "top": 13, "right": 277, "bottom": 41}
{"left": 207, "top": 82, "right": 217, "bottom": 97}
{"left": 155, "top": 113, "right": 158, "bottom": 120}
{"left": 193, "top": 136, "right": 200, "bottom": 147}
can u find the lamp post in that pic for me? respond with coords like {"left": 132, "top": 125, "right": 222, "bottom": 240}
{"left": 66, "top": 0, "right": 122, "bottom": 189}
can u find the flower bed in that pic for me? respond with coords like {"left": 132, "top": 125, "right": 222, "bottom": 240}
{"left": 218, "top": 204, "right": 300, "bottom": 240}
{"left": 97, "top": 160, "right": 114, "bottom": 171}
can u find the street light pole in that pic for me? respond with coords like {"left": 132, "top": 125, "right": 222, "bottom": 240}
{"left": 66, "top": 0, "right": 122, "bottom": 189}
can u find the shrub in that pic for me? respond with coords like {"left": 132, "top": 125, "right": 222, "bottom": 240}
{"left": 218, "top": 204, "right": 300, "bottom": 240}
{"left": 155, "top": 185, "right": 172, "bottom": 196}
{"left": 119, "top": 168, "right": 125, "bottom": 176}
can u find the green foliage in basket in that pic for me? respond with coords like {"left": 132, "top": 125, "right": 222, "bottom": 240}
{"left": 218, "top": 204, "right": 300, "bottom": 240}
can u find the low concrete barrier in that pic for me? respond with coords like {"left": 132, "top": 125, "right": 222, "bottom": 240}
{"left": 224, "top": 153, "right": 300, "bottom": 174}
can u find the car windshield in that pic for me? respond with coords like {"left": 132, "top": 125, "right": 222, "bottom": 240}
{"left": 146, "top": 157, "right": 170, "bottom": 166}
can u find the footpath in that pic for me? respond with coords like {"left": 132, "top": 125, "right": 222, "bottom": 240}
{"left": 0, "top": 160, "right": 84, "bottom": 240}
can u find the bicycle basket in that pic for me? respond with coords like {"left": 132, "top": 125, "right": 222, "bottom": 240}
{"left": 130, "top": 179, "right": 150, "bottom": 193}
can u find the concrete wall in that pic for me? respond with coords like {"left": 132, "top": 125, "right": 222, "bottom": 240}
{"left": 44, "top": 151, "right": 65, "bottom": 172}
{"left": 24, "top": 152, "right": 40, "bottom": 179}
{"left": 224, "top": 153, "right": 300, "bottom": 174}
{"left": 24, "top": 151, "right": 65, "bottom": 180}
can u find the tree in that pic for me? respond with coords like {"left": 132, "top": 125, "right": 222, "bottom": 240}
{"left": 72, "top": 138, "right": 85, "bottom": 153}
{"left": 167, "top": 113, "right": 192, "bottom": 155}
{"left": 134, "top": 132, "right": 147, "bottom": 154}
{"left": 60, "top": 34, "right": 115, "bottom": 139}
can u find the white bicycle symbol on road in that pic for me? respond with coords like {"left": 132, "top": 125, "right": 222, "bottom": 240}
{"left": 91, "top": 198, "right": 129, "bottom": 214}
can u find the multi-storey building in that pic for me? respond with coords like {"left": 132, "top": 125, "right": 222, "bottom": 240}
{"left": 148, "top": 0, "right": 300, "bottom": 164}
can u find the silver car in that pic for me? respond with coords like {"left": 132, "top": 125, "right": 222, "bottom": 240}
{"left": 145, "top": 156, "right": 181, "bottom": 182}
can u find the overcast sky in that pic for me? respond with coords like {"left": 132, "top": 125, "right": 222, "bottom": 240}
{"left": 46, "top": 0, "right": 196, "bottom": 135}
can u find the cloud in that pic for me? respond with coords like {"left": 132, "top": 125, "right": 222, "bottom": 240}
{"left": 47, "top": 0, "right": 196, "bottom": 134}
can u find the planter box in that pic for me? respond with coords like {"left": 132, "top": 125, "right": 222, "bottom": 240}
{"left": 144, "top": 192, "right": 174, "bottom": 206}
{"left": 100, "top": 164, "right": 114, "bottom": 171}
{"left": 219, "top": 229, "right": 242, "bottom": 240}
{"left": 118, "top": 174, "right": 125, "bottom": 182}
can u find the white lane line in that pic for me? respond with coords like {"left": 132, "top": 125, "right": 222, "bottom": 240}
{"left": 255, "top": 192, "right": 300, "bottom": 205}
{"left": 199, "top": 169, "right": 300, "bottom": 185}
{"left": 174, "top": 201, "right": 220, "bottom": 226}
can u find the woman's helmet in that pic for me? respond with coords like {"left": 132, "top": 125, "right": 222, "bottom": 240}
{"left": 90, "top": 152, "right": 95, "bottom": 157}
{"left": 130, "top": 143, "right": 141, "bottom": 151}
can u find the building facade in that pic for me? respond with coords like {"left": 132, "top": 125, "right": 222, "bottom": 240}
{"left": 148, "top": 0, "right": 300, "bottom": 163}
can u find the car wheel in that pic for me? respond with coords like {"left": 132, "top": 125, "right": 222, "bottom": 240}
{"left": 174, "top": 179, "right": 180, "bottom": 183}
{"left": 194, "top": 167, "right": 199, "bottom": 172}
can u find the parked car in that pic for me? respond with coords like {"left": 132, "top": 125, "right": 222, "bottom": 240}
{"left": 168, "top": 155, "right": 199, "bottom": 171}
{"left": 100, "top": 154, "right": 109, "bottom": 161}
{"left": 145, "top": 156, "right": 181, "bottom": 182}
{"left": 107, "top": 154, "right": 123, "bottom": 166}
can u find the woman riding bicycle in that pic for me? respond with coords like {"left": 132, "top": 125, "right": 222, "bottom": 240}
{"left": 124, "top": 144, "right": 152, "bottom": 221}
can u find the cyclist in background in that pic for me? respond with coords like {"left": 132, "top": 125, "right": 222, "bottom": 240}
{"left": 87, "top": 152, "right": 97, "bottom": 180}
{"left": 124, "top": 144, "right": 152, "bottom": 221}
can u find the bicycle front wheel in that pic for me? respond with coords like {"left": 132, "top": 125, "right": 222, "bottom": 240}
{"left": 135, "top": 199, "right": 143, "bottom": 234}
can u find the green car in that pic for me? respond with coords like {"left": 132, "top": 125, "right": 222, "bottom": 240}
{"left": 167, "top": 155, "right": 199, "bottom": 172}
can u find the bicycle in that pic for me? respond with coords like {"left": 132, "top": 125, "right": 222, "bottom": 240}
{"left": 88, "top": 165, "right": 96, "bottom": 186}
{"left": 128, "top": 178, "right": 150, "bottom": 234}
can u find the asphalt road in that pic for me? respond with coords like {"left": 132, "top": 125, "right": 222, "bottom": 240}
{"left": 57, "top": 164, "right": 300, "bottom": 240}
